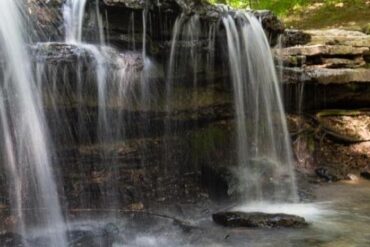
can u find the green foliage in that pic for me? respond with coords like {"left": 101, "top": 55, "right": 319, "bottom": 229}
{"left": 253, "top": 0, "right": 306, "bottom": 15}
{"left": 209, "top": 0, "right": 367, "bottom": 16}
{"left": 208, "top": 0, "right": 250, "bottom": 8}
{"left": 208, "top": 0, "right": 306, "bottom": 14}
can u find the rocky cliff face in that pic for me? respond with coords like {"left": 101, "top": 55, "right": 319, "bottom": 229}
{"left": 277, "top": 29, "right": 370, "bottom": 181}
{"left": 22, "top": 0, "right": 370, "bottom": 210}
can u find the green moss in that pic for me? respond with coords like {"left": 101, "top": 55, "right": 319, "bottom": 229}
{"left": 362, "top": 23, "right": 370, "bottom": 34}
{"left": 190, "top": 125, "right": 229, "bottom": 157}
{"left": 307, "top": 133, "right": 316, "bottom": 152}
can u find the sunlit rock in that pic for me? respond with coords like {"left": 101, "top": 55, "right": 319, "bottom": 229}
{"left": 316, "top": 110, "right": 370, "bottom": 142}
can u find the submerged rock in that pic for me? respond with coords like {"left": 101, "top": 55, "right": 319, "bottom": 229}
{"left": 212, "top": 211, "right": 308, "bottom": 228}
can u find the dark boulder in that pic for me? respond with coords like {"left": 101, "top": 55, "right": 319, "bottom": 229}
{"left": 212, "top": 211, "right": 308, "bottom": 228}
{"left": 360, "top": 171, "right": 370, "bottom": 180}
{"left": 281, "top": 29, "right": 311, "bottom": 47}
{"left": 253, "top": 10, "right": 285, "bottom": 46}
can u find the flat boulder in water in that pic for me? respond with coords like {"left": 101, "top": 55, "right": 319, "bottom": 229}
{"left": 212, "top": 211, "right": 308, "bottom": 228}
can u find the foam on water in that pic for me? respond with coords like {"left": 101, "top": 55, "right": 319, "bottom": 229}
{"left": 234, "top": 202, "right": 333, "bottom": 222}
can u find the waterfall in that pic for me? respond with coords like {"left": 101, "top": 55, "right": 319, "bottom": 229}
{"left": 0, "top": 0, "right": 309, "bottom": 244}
{"left": 63, "top": 0, "right": 105, "bottom": 44}
{"left": 59, "top": 0, "right": 144, "bottom": 209}
{"left": 166, "top": 14, "right": 201, "bottom": 112}
{"left": 165, "top": 14, "right": 201, "bottom": 171}
{"left": 0, "top": 0, "right": 67, "bottom": 246}
{"left": 222, "top": 11, "right": 298, "bottom": 202}
{"left": 63, "top": 0, "right": 87, "bottom": 43}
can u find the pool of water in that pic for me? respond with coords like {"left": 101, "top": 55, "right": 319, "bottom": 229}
{"left": 17, "top": 179, "right": 370, "bottom": 246}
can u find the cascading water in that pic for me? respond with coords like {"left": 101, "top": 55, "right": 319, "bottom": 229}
{"left": 0, "top": 0, "right": 67, "bottom": 246}
{"left": 63, "top": 0, "right": 87, "bottom": 43}
{"left": 59, "top": 0, "right": 144, "bottom": 209}
{"left": 221, "top": 11, "right": 298, "bottom": 202}
{"left": 164, "top": 14, "right": 202, "bottom": 173}
{"left": 0, "top": 0, "right": 303, "bottom": 243}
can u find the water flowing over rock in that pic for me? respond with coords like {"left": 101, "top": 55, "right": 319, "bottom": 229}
{"left": 14, "top": 0, "right": 298, "bottom": 212}
{"left": 221, "top": 10, "right": 297, "bottom": 202}
{"left": 7, "top": 0, "right": 370, "bottom": 245}
{"left": 0, "top": 0, "right": 67, "bottom": 245}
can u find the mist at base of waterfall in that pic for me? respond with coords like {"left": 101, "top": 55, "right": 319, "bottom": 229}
{"left": 13, "top": 180, "right": 370, "bottom": 247}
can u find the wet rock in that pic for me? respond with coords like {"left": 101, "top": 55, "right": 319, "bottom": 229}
{"left": 68, "top": 223, "right": 120, "bottom": 247}
{"left": 32, "top": 42, "right": 144, "bottom": 71}
{"left": 103, "top": 0, "right": 146, "bottom": 9}
{"left": 0, "top": 232, "right": 23, "bottom": 247}
{"left": 27, "top": 0, "right": 64, "bottom": 41}
{"left": 103, "top": 0, "right": 221, "bottom": 18}
{"left": 201, "top": 164, "right": 232, "bottom": 201}
{"left": 281, "top": 29, "right": 311, "bottom": 47}
{"left": 212, "top": 211, "right": 308, "bottom": 228}
{"left": 253, "top": 10, "right": 284, "bottom": 46}
{"left": 315, "top": 167, "right": 339, "bottom": 182}
{"left": 173, "top": 0, "right": 221, "bottom": 18}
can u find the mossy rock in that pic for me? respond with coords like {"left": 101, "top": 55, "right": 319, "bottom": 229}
{"left": 362, "top": 23, "right": 370, "bottom": 35}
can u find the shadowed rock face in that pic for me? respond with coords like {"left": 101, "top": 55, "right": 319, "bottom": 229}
{"left": 212, "top": 211, "right": 308, "bottom": 228}
{"left": 32, "top": 42, "right": 144, "bottom": 72}
{"left": 281, "top": 29, "right": 311, "bottom": 47}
